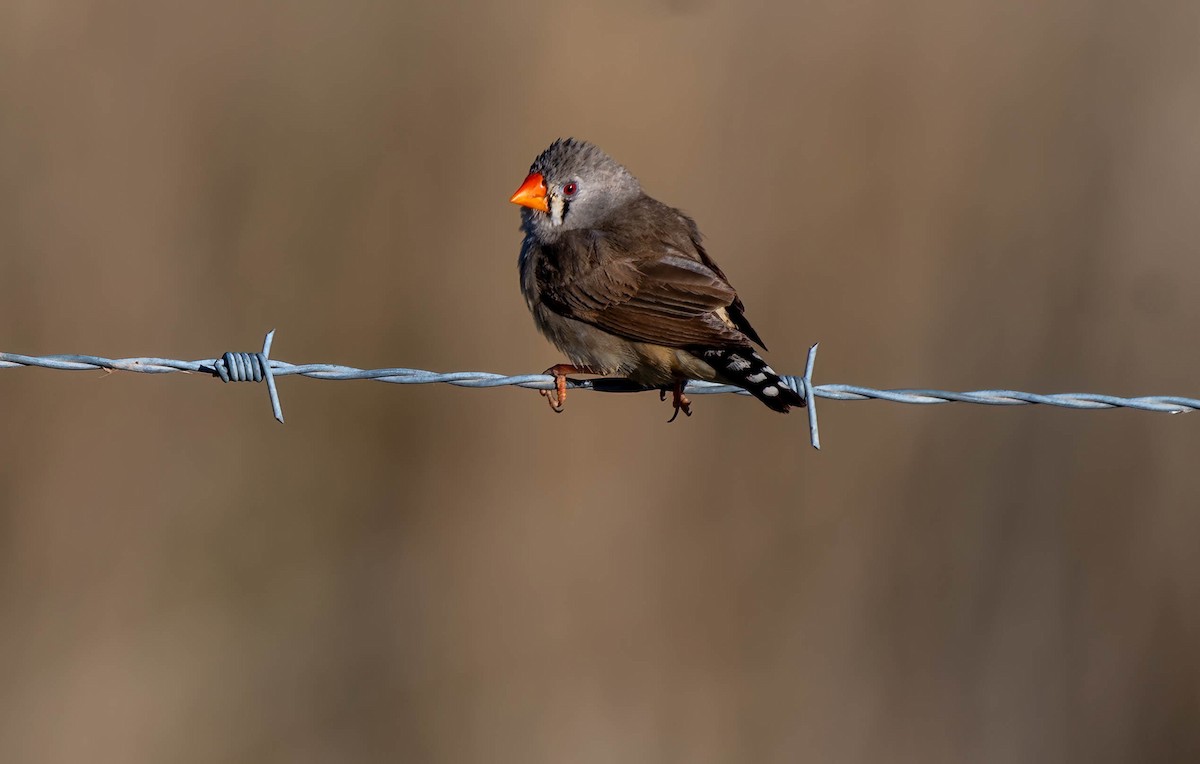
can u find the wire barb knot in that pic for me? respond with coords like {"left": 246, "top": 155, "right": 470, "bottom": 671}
{"left": 212, "top": 352, "right": 267, "bottom": 383}
{"left": 206, "top": 330, "right": 284, "bottom": 424}
{"left": 779, "top": 342, "right": 821, "bottom": 449}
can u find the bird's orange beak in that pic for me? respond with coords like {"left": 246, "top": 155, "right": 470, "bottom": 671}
{"left": 509, "top": 172, "right": 550, "bottom": 213}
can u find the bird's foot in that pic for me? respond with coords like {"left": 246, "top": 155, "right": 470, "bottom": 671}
{"left": 540, "top": 364, "right": 598, "bottom": 413}
{"left": 661, "top": 380, "right": 693, "bottom": 423}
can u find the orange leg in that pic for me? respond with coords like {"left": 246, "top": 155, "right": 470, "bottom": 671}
{"left": 660, "top": 379, "right": 693, "bottom": 423}
{"left": 540, "top": 364, "right": 600, "bottom": 413}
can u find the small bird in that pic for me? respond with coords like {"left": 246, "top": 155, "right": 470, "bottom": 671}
{"left": 510, "top": 138, "right": 805, "bottom": 420}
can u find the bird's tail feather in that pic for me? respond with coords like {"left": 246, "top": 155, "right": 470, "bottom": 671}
{"left": 697, "top": 348, "right": 806, "bottom": 413}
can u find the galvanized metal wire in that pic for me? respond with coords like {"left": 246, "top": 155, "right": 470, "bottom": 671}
{"left": 2, "top": 331, "right": 1195, "bottom": 449}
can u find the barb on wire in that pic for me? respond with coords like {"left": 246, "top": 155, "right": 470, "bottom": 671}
{"left": 2, "top": 330, "right": 1195, "bottom": 450}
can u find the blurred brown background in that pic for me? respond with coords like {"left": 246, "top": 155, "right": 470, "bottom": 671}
{"left": 2, "top": 1, "right": 1199, "bottom": 762}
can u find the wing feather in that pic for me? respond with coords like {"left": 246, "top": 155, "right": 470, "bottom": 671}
{"left": 539, "top": 231, "right": 754, "bottom": 349}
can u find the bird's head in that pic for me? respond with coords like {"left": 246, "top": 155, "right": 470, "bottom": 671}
{"left": 509, "top": 138, "right": 641, "bottom": 239}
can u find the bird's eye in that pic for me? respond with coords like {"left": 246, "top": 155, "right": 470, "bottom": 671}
{"left": 562, "top": 182, "right": 578, "bottom": 197}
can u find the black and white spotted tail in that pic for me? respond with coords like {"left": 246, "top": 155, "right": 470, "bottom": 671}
{"left": 699, "top": 348, "right": 806, "bottom": 413}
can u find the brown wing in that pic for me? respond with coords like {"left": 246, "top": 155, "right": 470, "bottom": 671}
{"left": 538, "top": 233, "right": 754, "bottom": 349}
{"left": 679, "top": 216, "right": 768, "bottom": 349}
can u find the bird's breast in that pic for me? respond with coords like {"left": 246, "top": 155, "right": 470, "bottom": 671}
{"left": 532, "top": 304, "right": 632, "bottom": 375}
{"left": 531, "top": 304, "right": 720, "bottom": 386}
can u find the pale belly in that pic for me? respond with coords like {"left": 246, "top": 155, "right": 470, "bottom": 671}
{"left": 533, "top": 304, "right": 719, "bottom": 387}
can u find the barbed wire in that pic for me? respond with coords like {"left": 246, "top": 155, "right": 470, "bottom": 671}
{"left": 2, "top": 331, "right": 1194, "bottom": 449}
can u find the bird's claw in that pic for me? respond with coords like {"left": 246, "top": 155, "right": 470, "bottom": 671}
{"left": 540, "top": 364, "right": 596, "bottom": 414}
{"left": 540, "top": 379, "right": 567, "bottom": 412}
{"left": 664, "top": 381, "right": 693, "bottom": 423}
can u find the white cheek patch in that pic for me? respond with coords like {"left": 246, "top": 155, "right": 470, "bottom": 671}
{"left": 549, "top": 195, "right": 565, "bottom": 227}
{"left": 746, "top": 372, "right": 767, "bottom": 384}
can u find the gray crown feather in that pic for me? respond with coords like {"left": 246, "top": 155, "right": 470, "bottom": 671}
{"left": 530, "top": 138, "right": 635, "bottom": 182}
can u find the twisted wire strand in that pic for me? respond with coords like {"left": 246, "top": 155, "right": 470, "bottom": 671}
{"left": 2, "top": 333, "right": 1195, "bottom": 449}
{"left": 2, "top": 355, "right": 1193, "bottom": 408}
